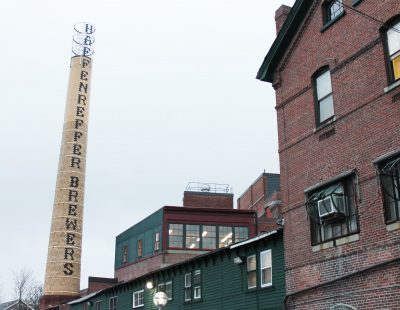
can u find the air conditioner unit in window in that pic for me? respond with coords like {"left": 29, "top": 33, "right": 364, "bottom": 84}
{"left": 317, "top": 196, "right": 345, "bottom": 218}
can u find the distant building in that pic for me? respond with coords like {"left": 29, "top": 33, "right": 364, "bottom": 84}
{"left": 70, "top": 229, "right": 285, "bottom": 310}
{"left": 0, "top": 300, "right": 35, "bottom": 310}
{"left": 258, "top": 0, "right": 400, "bottom": 309}
{"left": 237, "top": 172, "right": 282, "bottom": 232}
{"left": 115, "top": 183, "right": 257, "bottom": 282}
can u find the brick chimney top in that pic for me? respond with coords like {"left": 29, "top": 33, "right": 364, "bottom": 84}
{"left": 275, "top": 5, "right": 291, "bottom": 35}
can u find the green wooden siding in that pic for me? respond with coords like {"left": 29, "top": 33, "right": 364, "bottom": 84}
{"left": 115, "top": 209, "right": 163, "bottom": 268}
{"left": 72, "top": 230, "right": 285, "bottom": 310}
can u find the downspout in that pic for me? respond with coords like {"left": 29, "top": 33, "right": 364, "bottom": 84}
{"left": 283, "top": 256, "right": 400, "bottom": 309}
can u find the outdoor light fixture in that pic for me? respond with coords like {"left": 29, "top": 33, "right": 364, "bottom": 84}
{"left": 153, "top": 291, "right": 168, "bottom": 309}
{"left": 233, "top": 256, "right": 244, "bottom": 265}
{"left": 146, "top": 281, "right": 153, "bottom": 289}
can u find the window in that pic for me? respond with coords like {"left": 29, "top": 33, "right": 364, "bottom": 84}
{"left": 168, "top": 224, "right": 184, "bottom": 248}
{"left": 328, "top": 0, "right": 343, "bottom": 21}
{"left": 260, "top": 250, "right": 272, "bottom": 287}
{"left": 323, "top": 0, "right": 344, "bottom": 25}
{"left": 306, "top": 176, "right": 359, "bottom": 245}
{"left": 379, "top": 156, "right": 400, "bottom": 223}
{"left": 184, "top": 273, "right": 191, "bottom": 301}
{"left": 122, "top": 246, "right": 128, "bottom": 264}
{"left": 234, "top": 227, "right": 249, "bottom": 242}
{"left": 154, "top": 232, "right": 160, "bottom": 251}
{"left": 314, "top": 69, "right": 334, "bottom": 125}
{"left": 83, "top": 304, "right": 87, "bottom": 310}
{"left": 193, "top": 270, "right": 201, "bottom": 300}
{"left": 385, "top": 21, "right": 400, "bottom": 82}
{"left": 218, "top": 226, "right": 233, "bottom": 247}
{"left": 157, "top": 281, "right": 172, "bottom": 300}
{"left": 185, "top": 225, "right": 200, "bottom": 249}
{"left": 202, "top": 225, "right": 216, "bottom": 249}
{"left": 165, "top": 281, "right": 173, "bottom": 300}
{"left": 109, "top": 297, "right": 117, "bottom": 310}
{"left": 132, "top": 290, "right": 144, "bottom": 308}
{"left": 247, "top": 255, "right": 257, "bottom": 289}
{"left": 137, "top": 239, "right": 143, "bottom": 258}
{"left": 95, "top": 301, "right": 102, "bottom": 310}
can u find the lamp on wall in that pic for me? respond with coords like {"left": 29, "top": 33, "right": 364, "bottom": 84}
{"left": 233, "top": 256, "right": 244, "bottom": 265}
{"left": 146, "top": 281, "right": 153, "bottom": 289}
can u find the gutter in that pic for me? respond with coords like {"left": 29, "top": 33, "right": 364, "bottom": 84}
{"left": 283, "top": 256, "right": 400, "bottom": 309}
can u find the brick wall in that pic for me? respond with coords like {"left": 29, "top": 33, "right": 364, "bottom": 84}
{"left": 268, "top": 0, "right": 400, "bottom": 308}
{"left": 183, "top": 191, "right": 233, "bottom": 209}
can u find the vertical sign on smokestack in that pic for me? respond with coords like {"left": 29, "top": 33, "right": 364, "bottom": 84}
{"left": 41, "top": 22, "right": 95, "bottom": 309}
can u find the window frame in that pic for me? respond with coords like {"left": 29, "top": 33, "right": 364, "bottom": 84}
{"left": 184, "top": 272, "right": 192, "bottom": 302}
{"left": 157, "top": 281, "right": 173, "bottom": 301}
{"left": 168, "top": 223, "right": 184, "bottom": 248}
{"left": 193, "top": 270, "right": 201, "bottom": 300}
{"left": 313, "top": 67, "right": 335, "bottom": 126}
{"left": 94, "top": 301, "right": 102, "bottom": 310}
{"left": 165, "top": 281, "right": 173, "bottom": 301}
{"left": 383, "top": 18, "right": 400, "bottom": 84}
{"left": 260, "top": 250, "right": 272, "bottom": 288}
{"left": 122, "top": 246, "right": 128, "bottom": 264}
{"left": 202, "top": 225, "right": 217, "bottom": 249}
{"left": 185, "top": 224, "right": 200, "bottom": 249}
{"left": 322, "top": 0, "right": 344, "bottom": 27}
{"left": 218, "top": 226, "right": 233, "bottom": 248}
{"left": 306, "top": 175, "right": 359, "bottom": 245}
{"left": 137, "top": 239, "right": 143, "bottom": 258}
{"left": 109, "top": 296, "right": 117, "bottom": 310}
{"left": 132, "top": 289, "right": 144, "bottom": 308}
{"left": 154, "top": 232, "right": 160, "bottom": 252}
{"left": 378, "top": 155, "right": 400, "bottom": 223}
{"left": 246, "top": 254, "right": 257, "bottom": 289}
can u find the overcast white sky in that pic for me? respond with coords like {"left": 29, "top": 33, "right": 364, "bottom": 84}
{"left": 0, "top": 0, "right": 295, "bottom": 301}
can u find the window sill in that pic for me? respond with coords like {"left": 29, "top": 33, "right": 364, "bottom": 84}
{"left": 321, "top": 11, "right": 346, "bottom": 33}
{"left": 384, "top": 79, "right": 400, "bottom": 93}
{"left": 312, "top": 233, "right": 360, "bottom": 252}
{"left": 313, "top": 116, "right": 336, "bottom": 133}
{"left": 386, "top": 222, "right": 400, "bottom": 232}
{"left": 247, "top": 285, "right": 275, "bottom": 293}
{"left": 184, "top": 298, "right": 203, "bottom": 304}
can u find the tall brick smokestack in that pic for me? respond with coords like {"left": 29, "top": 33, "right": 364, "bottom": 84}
{"left": 41, "top": 22, "right": 95, "bottom": 310}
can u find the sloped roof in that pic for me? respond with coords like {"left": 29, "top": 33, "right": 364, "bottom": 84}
{"left": 0, "top": 300, "right": 35, "bottom": 310}
{"left": 256, "top": 0, "right": 314, "bottom": 82}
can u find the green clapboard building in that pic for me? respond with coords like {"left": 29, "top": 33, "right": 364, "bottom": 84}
{"left": 69, "top": 229, "right": 285, "bottom": 310}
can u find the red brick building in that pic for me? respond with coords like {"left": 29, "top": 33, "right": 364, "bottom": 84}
{"left": 258, "top": 0, "right": 400, "bottom": 309}
{"left": 237, "top": 172, "right": 282, "bottom": 232}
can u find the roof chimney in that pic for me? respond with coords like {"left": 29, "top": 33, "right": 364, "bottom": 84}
{"left": 275, "top": 5, "right": 291, "bottom": 35}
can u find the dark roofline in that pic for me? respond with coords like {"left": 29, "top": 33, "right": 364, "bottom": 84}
{"left": 163, "top": 205, "right": 255, "bottom": 214}
{"left": 237, "top": 172, "right": 280, "bottom": 201}
{"left": 256, "top": 0, "right": 313, "bottom": 83}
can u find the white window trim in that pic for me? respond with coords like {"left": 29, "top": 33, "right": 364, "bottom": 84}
{"left": 193, "top": 270, "right": 201, "bottom": 299}
{"left": 95, "top": 301, "right": 102, "bottom": 310}
{"left": 184, "top": 273, "right": 192, "bottom": 301}
{"left": 247, "top": 254, "right": 257, "bottom": 289}
{"left": 194, "top": 286, "right": 201, "bottom": 299}
{"left": 109, "top": 296, "right": 117, "bottom": 310}
{"left": 166, "top": 281, "right": 173, "bottom": 300}
{"left": 260, "top": 250, "right": 272, "bottom": 288}
{"left": 132, "top": 289, "right": 144, "bottom": 308}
